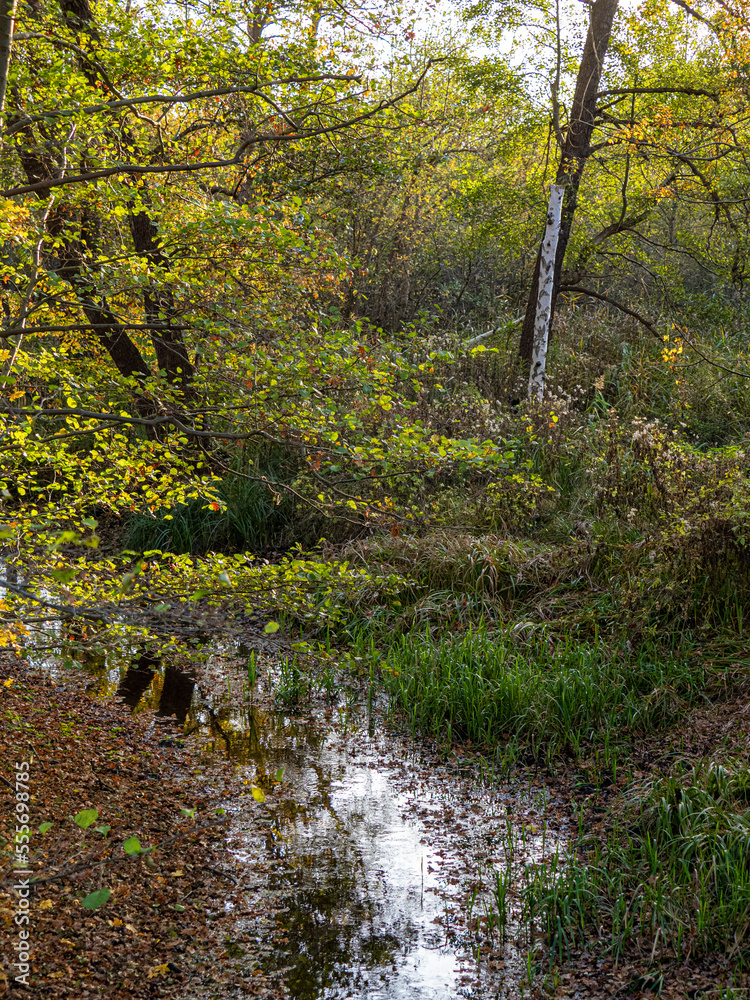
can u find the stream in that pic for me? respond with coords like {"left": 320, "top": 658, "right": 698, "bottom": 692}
{"left": 33, "top": 641, "right": 570, "bottom": 998}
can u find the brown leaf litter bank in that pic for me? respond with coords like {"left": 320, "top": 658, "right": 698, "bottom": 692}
{"left": 0, "top": 655, "right": 246, "bottom": 999}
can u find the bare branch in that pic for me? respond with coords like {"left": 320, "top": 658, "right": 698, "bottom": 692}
{"left": 597, "top": 85, "right": 719, "bottom": 100}
{"left": 679, "top": 332, "right": 750, "bottom": 378}
{"left": 4, "top": 74, "right": 362, "bottom": 135}
{"left": 559, "top": 284, "right": 663, "bottom": 339}
{"left": 1, "top": 63, "right": 437, "bottom": 198}
{"left": 668, "top": 0, "right": 717, "bottom": 29}
{"left": 0, "top": 403, "right": 280, "bottom": 441}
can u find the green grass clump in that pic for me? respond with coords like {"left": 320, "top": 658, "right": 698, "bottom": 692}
{"left": 123, "top": 466, "right": 296, "bottom": 556}
{"left": 380, "top": 626, "right": 706, "bottom": 757}
{"left": 521, "top": 758, "right": 750, "bottom": 968}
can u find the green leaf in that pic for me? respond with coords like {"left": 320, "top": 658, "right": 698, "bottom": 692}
{"left": 94, "top": 825, "right": 111, "bottom": 835}
{"left": 38, "top": 822, "right": 53, "bottom": 834}
{"left": 74, "top": 809, "right": 98, "bottom": 829}
{"left": 275, "top": 766, "right": 285, "bottom": 783}
{"left": 50, "top": 567, "right": 77, "bottom": 583}
{"left": 180, "top": 806, "right": 196, "bottom": 819}
{"left": 123, "top": 836, "right": 142, "bottom": 855}
{"left": 174, "top": 903, "right": 186, "bottom": 912}
{"left": 81, "top": 887, "right": 111, "bottom": 910}
{"left": 264, "top": 621, "right": 280, "bottom": 634}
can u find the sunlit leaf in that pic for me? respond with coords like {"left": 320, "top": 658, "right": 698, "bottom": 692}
{"left": 74, "top": 809, "right": 98, "bottom": 829}
{"left": 123, "top": 836, "right": 142, "bottom": 855}
{"left": 81, "top": 887, "right": 111, "bottom": 909}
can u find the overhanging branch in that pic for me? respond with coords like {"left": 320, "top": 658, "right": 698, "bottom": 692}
{"left": 559, "top": 284, "right": 662, "bottom": 339}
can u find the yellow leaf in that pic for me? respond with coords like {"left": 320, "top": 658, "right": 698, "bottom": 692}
{"left": 250, "top": 785, "right": 265, "bottom": 802}
{"left": 148, "top": 963, "right": 170, "bottom": 979}
{"left": 39, "top": 899, "right": 54, "bottom": 910}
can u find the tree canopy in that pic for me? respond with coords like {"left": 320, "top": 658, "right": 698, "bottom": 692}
{"left": 2, "top": 0, "right": 750, "bottom": 652}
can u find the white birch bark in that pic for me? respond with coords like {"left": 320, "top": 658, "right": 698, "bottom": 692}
{"left": 0, "top": 0, "right": 16, "bottom": 123}
{"left": 527, "top": 183, "right": 564, "bottom": 402}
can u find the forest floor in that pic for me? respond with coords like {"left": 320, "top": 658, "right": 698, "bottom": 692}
{"left": 0, "top": 655, "right": 255, "bottom": 999}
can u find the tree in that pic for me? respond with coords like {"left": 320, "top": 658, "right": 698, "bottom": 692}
{"left": 519, "top": 0, "right": 620, "bottom": 364}
{"left": 0, "top": 0, "right": 530, "bottom": 650}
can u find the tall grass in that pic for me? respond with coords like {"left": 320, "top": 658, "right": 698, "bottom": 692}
{"left": 519, "top": 759, "right": 750, "bottom": 968}
{"left": 379, "top": 626, "right": 707, "bottom": 755}
{"left": 124, "top": 472, "right": 293, "bottom": 554}
{"left": 122, "top": 441, "right": 306, "bottom": 554}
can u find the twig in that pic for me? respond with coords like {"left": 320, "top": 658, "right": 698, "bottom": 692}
{"left": 91, "top": 767, "right": 116, "bottom": 792}
{"left": 678, "top": 333, "right": 750, "bottom": 379}
{"left": 27, "top": 741, "right": 44, "bottom": 770}
{"left": 0, "top": 578, "right": 110, "bottom": 622}
{"left": 203, "top": 864, "right": 238, "bottom": 885}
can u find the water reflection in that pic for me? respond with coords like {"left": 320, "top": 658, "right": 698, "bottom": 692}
{"left": 158, "top": 663, "right": 195, "bottom": 725}
{"left": 116, "top": 653, "right": 158, "bottom": 709}
{"left": 35, "top": 644, "right": 566, "bottom": 1000}
{"left": 64, "top": 643, "right": 465, "bottom": 997}
{"left": 229, "top": 719, "right": 461, "bottom": 1000}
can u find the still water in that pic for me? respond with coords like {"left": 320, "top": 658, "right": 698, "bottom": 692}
{"left": 36, "top": 645, "right": 567, "bottom": 999}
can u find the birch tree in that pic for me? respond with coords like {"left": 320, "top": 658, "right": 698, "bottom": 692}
{"left": 527, "top": 183, "right": 563, "bottom": 400}
{"left": 519, "top": 0, "right": 619, "bottom": 362}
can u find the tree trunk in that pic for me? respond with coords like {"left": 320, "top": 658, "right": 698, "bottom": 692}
{"left": 519, "top": 0, "right": 620, "bottom": 361}
{"left": 129, "top": 202, "right": 194, "bottom": 387}
{"left": 528, "top": 183, "right": 564, "bottom": 401}
{"left": 0, "top": 0, "right": 16, "bottom": 121}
